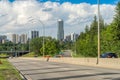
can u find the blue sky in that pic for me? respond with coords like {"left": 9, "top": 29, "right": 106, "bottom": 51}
{"left": 9, "top": 0, "right": 118, "bottom": 4}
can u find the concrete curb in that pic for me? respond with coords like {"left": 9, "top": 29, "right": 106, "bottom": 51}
{"left": 8, "top": 59, "right": 32, "bottom": 80}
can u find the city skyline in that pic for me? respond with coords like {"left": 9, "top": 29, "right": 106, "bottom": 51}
{"left": 0, "top": 0, "right": 118, "bottom": 39}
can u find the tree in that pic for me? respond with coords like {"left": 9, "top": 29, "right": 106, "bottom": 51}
{"left": 30, "top": 36, "right": 60, "bottom": 56}
{"left": 30, "top": 37, "right": 43, "bottom": 55}
{"left": 85, "top": 25, "right": 89, "bottom": 33}
{"left": 72, "top": 2, "right": 120, "bottom": 57}
{"left": 90, "top": 16, "right": 98, "bottom": 35}
{"left": 114, "top": 1, "right": 120, "bottom": 25}
{"left": 113, "top": 1, "right": 120, "bottom": 40}
{"left": 76, "top": 15, "right": 105, "bottom": 57}
{"left": 100, "top": 1, "right": 120, "bottom": 56}
{"left": 0, "top": 46, "right": 3, "bottom": 51}
{"left": 40, "top": 37, "right": 60, "bottom": 56}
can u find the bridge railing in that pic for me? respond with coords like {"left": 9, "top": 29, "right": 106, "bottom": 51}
{"left": 0, "top": 51, "right": 29, "bottom": 53}
{"left": 0, "top": 51, "right": 29, "bottom": 57}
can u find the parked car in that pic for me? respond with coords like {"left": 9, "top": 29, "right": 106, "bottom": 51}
{"left": 100, "top": 52, "right": 118, "bottom": 58}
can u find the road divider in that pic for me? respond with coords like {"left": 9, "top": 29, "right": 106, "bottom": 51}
{"left": 20, "top": 57, "right": 120, "bottom": 69}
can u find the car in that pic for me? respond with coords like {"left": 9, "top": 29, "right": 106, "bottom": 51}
{"left": 100, "top": 52, "right": 118, "bottom": 58}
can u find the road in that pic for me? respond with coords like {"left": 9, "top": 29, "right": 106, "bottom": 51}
{"left": 62, "top": 50, "right": 72, "bottom": 57}
{"left": 8, "top": 58, "right": 120, "bottom": 80}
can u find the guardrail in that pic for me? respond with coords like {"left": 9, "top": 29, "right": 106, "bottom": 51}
{"left": 0, "top": 51, "right": 29, "bottom": 53}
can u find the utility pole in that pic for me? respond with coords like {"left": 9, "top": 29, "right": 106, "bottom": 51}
{"left": 97, "top": 0, "right": 100, "bottom": 64}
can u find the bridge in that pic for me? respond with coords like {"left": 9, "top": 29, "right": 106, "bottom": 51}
{"left": 0, "top": 51, "right": 29, "bottom": 57}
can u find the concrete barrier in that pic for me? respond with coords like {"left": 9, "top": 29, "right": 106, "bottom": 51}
{"left": 20, "top": 57, "right": 120, "bottom": 69}
{"left": 48, "top": 58, "right": 120, "bottom": 69}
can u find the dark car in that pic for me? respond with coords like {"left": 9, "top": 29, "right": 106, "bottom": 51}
{"left": 100, "top": 52, "right": 118, "bottom": 58}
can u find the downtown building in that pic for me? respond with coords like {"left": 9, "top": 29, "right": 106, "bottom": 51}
{"left": 12, "top": 34, "right": 19, "bottom": 44}
{"left": 0, "top": 35, "right": 7, "bottom": 44}
{"left": 12, "top": 34, "right": 27, "bottom": 44}
{"left": 65, "top": 33, "right": 79, "bottom": 42}
{"left": 57, "top": 19, "right": 64, "bottom": 41}
{"left": 19, "top": 34, "right": 27, "bottom": 44}
{"left": 71, "top": 33, "right": 79, "bottom": 42}
{"left": 31, "top": 30, "right": 39, "bottom": 39}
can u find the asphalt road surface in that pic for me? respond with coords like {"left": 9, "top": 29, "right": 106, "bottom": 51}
{"left": 8, "top": 58, "right": 120, "bottom": 80}
{"left": 62, "top": 50, "right": 72, "bottom": 57}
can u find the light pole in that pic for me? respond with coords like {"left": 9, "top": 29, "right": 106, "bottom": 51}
{"left": 28, "top": 18, "right": 45, "bottom": 57}
{"left": 38, "top": 19, "right": 45, "bottom": 57}
{"left": 74, "top": 33, "right": 77, "bottom": 57}
{"left": 28, "top": 31, "right": 30, "bottom": 53}
{"left": 97, "top": 0, "right": 100, "bottom": 64}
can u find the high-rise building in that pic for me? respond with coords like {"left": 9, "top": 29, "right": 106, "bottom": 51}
{"left": 57, "top": 19, "right": 64, "bottom": 41}
{"left": 71, "top": 33, "right": 79, "bottom": 42}
{"left": 64, "top": 33, "right": 79, "bottom": 42}
{"left": 12, "top": 34, "right": 19, "bottom": 44}
{"left": 0, "top": 35, "right": 7, "bottom": 44}
{"left": 65, "top": 35, "right": 71, "bottom": 42}
{"left": 20, "top": 34, "right": 27, "bottom": 44}
{"left": 31, "top": 30, "right": 39, "bottom": 39}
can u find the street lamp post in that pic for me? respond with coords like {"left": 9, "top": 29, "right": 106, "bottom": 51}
{"left": 28, "top": 18, "right": 45, "bottom": 57}
{"left": 38, "top": 19, "right": 45, "bottom": 57}
{"left": 74, "top": 34, "right": 77, "bottom": 57}
{"left": 97, "top": 0, "right": 100, "bottom": 64}
{"left": 28, "top": 31, "right": 30, "bottom": 53}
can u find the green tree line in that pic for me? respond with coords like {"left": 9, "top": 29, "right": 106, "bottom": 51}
{"left": 0, "top": 37, "right": 61, "bottom": 57}
{"left": 30, "top": 37, "right": 61, "bottom": 56}
{"left": 75, "top": 2, "right": 120, "bottom": 57}
{"left": 0, "top": 41, "right": 29, "bottom": 51}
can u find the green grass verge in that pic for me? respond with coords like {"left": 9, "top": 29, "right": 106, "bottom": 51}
{"left": 22, "top": 52, "right": 36, "bottom": 57}
{"left": 0, "top": 59, "right": 22, "bottom": 80}
{"left": 0, "top": 53, "right": 9, "bottom": 57}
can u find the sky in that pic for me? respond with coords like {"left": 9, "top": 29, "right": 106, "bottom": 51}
{"left": 9, "top": 0, "right": 119, "bottom": 4}
{"left": 0, "top": 0, "right": 119, "bottom": 40}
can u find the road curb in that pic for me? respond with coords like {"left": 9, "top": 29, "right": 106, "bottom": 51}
{"left": 8, "top": 59, "right": 32, "bottom": 80}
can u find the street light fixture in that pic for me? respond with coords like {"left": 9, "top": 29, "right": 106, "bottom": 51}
{"left": 28, "top": 18, "right": 45, "bottom": 57}
{"left": 97, "top": 0, "right": 100, "bottom": 64}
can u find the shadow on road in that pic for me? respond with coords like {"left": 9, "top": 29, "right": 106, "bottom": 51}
{"left": 37, "top": 72, "right": 120, "bottom": 80}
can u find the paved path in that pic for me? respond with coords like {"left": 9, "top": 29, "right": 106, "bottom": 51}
{"left": 8, "top": 58, "right": 120, "bottom": 80}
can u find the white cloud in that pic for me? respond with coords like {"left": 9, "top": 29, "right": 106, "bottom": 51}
{"left": 0, "top": 0, "right": 115, "bottom": 40}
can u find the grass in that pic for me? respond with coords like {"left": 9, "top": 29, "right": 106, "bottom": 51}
{"left": 22, "top": 52, "right": 36, "bottom": 57}
{"left": 0, "top": 53, "right": 9, "bottom": 57}
{"left": 0, "top": 59, "right": 22, "bottom": 80}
